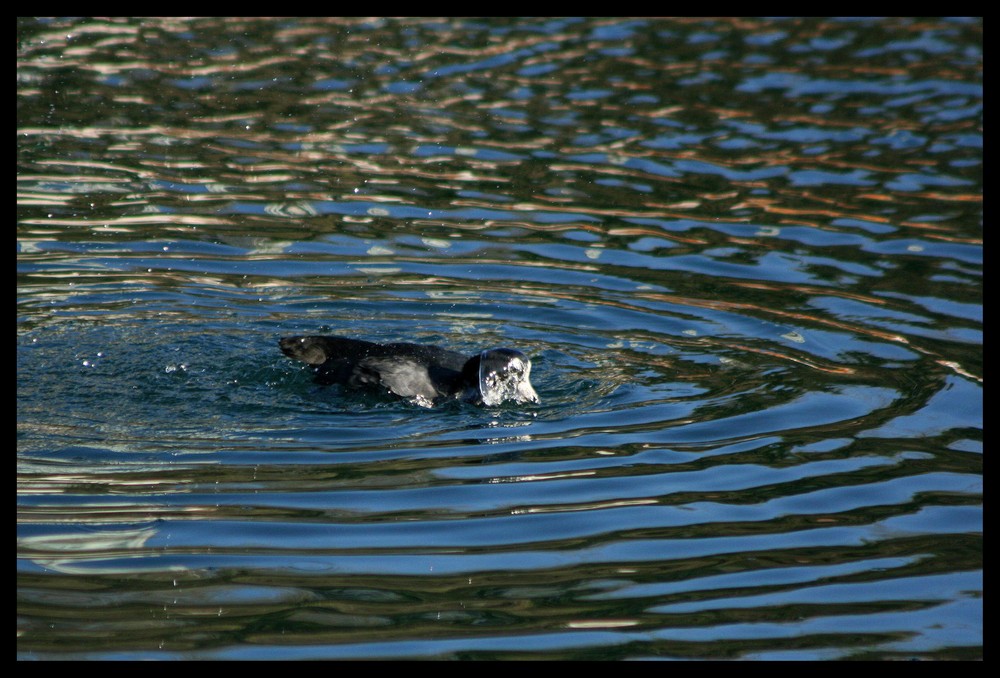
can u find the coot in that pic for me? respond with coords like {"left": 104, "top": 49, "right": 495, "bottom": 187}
{"left": 279, "top": 335, "right": 539, "bottom": 407}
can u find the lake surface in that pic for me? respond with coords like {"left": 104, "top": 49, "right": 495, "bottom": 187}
{"left": 17, "top": 17, "right": 982, "bottom": 660}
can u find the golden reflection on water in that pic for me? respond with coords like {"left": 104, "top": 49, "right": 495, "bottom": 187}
{"left": 18, "top": 17, "right": 981, "bottom": 660}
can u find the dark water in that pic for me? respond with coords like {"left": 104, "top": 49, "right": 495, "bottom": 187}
{"left": 17, "top": 17, "right": 981, "bottom": 660}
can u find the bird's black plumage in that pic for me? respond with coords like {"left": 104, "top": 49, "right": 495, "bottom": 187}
{"left": 279, "top": 335, "right": 539, "bottom": 407}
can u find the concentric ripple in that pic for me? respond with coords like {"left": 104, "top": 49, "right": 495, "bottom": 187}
{"left": 18, "top": 17, "right": 980, "bottom": 660}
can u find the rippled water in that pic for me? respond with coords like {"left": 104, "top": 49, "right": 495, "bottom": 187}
{"left": 17, "top": 17, "right": 982, "bottom": 660}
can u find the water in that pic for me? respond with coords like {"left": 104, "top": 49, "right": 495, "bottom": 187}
{"left": 17, "top": 17, "right": 982, "bottom": 660}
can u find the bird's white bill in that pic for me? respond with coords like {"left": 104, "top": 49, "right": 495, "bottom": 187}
{"left": 479, "top": 353, "right": 539, "bottom": 406}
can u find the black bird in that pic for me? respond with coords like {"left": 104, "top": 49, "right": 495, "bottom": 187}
{"left": 279, "top": 335, "right": 539, "bottom": 408}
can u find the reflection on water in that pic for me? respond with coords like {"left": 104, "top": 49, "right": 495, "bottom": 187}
{"left": 18, "top": 17, "right": 981, "bottom": 660}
